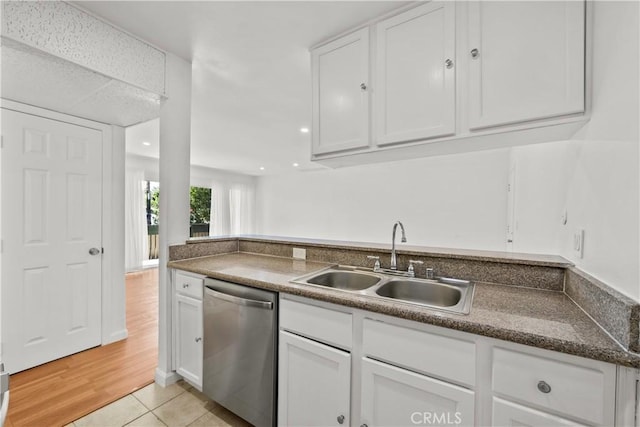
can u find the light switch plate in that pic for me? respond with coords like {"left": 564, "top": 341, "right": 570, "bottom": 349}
{"left": 293, "top": 248, "right": 306, "bottom": 260}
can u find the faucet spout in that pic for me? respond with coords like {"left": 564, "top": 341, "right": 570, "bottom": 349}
{"left": 390, "top": 221, "right": 406, "bottom": 270}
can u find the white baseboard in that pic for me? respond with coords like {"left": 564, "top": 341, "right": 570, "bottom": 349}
{"left": 155, "top": 368, "right": 180, "bottom": 387}
{"left": 103, "top": 328, "right": 128, "bottom": 345}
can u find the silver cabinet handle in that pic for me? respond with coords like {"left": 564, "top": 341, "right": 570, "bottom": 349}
{"left": 195, "top": 337, "right": 202, "bottom": 343}
{"left": 471, "top": 48, "right": 479, "bottom": 59}
{"left": 205, "top": 287, "right": 273, "bottom": 310}
{"left": 89, "top": 247, "right": 100, "bottom": 256}
{"left": 337, "top": 415, "right": 345, "bottom": 424}
{"left": 360, "top": 82, "right": 367, "bottom": 91}
{"left": 183, "top": 283, "right": 190, "bottom": 288}
{"left": 445, "top": 59, "right": 454, "bottom": 69}
{"left": 537, "top": 380, "right": 551, "bottom": 393}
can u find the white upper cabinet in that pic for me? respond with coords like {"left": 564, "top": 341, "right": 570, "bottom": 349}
{"left": 310, "top": 1, "right": 588, "bottom": 166}
{"left": 467, "top": 1, "right": 585, "bottom": 130}
{"left": 312, "top": 28, "right": 370, "bottom": 155}
{"left": 375, "top": 2, "right": 456, "bottom": 145}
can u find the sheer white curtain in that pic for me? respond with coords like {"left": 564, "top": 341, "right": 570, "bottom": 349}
{"left": 229, "top": 183, "right": 255, "bottom": 235}
{"left": 124, "top": 169, "right": 148, "bottom": 271}
{"left": 209, "top": 181, "right": 255, "bottom": 236}
{"left": 210, "top": 181, "right": 230, "bottom": 236}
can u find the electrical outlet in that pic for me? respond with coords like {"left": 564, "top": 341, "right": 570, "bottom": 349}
{"left": 292, "top": 247, "right": 306, "bottom": 260}
{"left": 573, "top": 229, "right": 585, "bottom": 259}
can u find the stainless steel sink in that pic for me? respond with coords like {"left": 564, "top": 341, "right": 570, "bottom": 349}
{"left": 375, "top": 279, "right": 461, "bottom": 307}
{"left": 306, "top": 270, "right": 383, "bottom": 291}
{"left": 291, "top": 266, "right": 474, "bottom": 315}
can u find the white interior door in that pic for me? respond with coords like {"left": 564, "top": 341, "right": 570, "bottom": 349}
{"left": 2, "top": 108, "right": 103, "bottom": 373}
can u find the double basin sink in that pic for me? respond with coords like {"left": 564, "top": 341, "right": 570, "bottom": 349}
{"left": 291, "top": 266, "right": 474, "bottom": 315}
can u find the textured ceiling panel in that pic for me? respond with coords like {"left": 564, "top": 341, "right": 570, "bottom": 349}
{"left": 68, "top": 79, "right": 163, "bottom": 127}
{"left": 2, "top": 0, "right": 165, "bottom": 95}
{"left": 1, "top": 39, "right": 112, "bottom": 110}
{"left": 2, "top": 38, "right": 163, "bottom": 127}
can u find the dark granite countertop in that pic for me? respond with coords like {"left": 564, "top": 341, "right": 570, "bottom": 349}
{"left": 168, "top": 252, "right": 640, "bottom": 368}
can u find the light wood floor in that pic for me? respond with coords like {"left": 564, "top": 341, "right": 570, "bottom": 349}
{"left": 5, "top": 268, "right": 159, "bottom": 427}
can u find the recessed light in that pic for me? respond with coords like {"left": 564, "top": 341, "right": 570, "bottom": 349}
{"left": 300, "top": 127, "right": 309, "bottom": 134}
{"left": 292, "top": 163, "right": 299, "bottom": 167}
{"left": 259, "top": 166, "right": 265, "bottom": 171}
{"left": 142, "top": 141, "right": 151, "bottom": 146}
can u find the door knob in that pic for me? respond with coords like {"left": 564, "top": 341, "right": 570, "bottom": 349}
{"left": 337, "top": 415, "right": 345, "bottom": 424}
{"left": 89, "top": 248, "right": 100, "bottom": 256}
{"left": 470, "top": 48, "right": 479, "bottom": 59}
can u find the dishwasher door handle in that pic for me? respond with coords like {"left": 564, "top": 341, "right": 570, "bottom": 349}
{"left": 205, "top": 287, "right": 273, "bottom": 310}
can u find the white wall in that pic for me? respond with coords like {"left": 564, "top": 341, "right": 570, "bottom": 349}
{"left": 126, "top": 153, "right": 255, "bottom": 188}
{"left": 256, "top": 1, "right": 639, "bottom": 301}
{"left": 511, "top": 1, "right": 639, "bottom": 300}
{"left": 126, "top": 153, "right": 160, "bottom": 182}
{"left": 257, "top": 149, "right": 510, "bottom": 250}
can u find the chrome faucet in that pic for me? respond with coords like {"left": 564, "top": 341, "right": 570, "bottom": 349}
{"left": 390, "top": 221, "right": 406, "bottom": 270}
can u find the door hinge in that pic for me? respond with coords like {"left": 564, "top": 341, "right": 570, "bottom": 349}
{"left": 101, "top": 247, "right": 104, "bottom": 254}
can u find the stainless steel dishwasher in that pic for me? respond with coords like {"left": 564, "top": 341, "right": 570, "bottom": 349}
{"left": 203, "top": 278, "right": 277, "bottom": 427}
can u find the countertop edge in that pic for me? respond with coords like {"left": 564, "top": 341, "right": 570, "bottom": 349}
{"left": 167, "top": 257, "right": 640, "bottom": 369}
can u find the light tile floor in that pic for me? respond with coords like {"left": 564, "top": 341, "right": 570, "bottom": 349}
{"left": 68, "top": 381, "right": 251, "bottom": 427}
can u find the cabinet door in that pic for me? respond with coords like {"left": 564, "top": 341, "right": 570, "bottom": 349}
{"left": 278, "top": 331, "right": 350, "bottom": 427}
{"left": 492, "top": 397, "right": 587, "bottom": 427}
{"left": 375, "top": 2, "right": 455, "bottom": 145}
{"left": 468, "top": 1, "right": 585, "bottom": 129}
{"left": 361, "top": 358, "right": 474, "bottom": 427}
{"left": 312, "top": 28, "right": 370, "bottom": 155}
{"left": 175, "top": 294, "right": 203, "bottom": 389}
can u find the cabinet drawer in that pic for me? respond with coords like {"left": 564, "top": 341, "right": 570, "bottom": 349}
{"left": 280, "top": 298, "right": 352, "bottom": 350}
{"left": 363, "top": 319, "right": 475, "bottom": 387}
{"left": 175, "top": 271, "right": 204, "bottom": 300}
{"left": 492, "top": 348, "right": 615, "bottom": 425}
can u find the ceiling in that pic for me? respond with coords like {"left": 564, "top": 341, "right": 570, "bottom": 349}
{"left": 75, "top": 1, "right": 406, "bottom": 175}
{"left": 1, "top": 38, "right": 164, "bottom": 127}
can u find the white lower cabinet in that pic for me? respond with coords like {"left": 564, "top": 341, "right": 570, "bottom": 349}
{"left": 173, "top": 270, "right": 205, "bottom": 390}
{"left": 175, "top": 294, "right": 203, "bottom": 389}
{"left": 492, "top": 397, "right": 586, "bottom": 427}
{"left": 361, "top": 358, "right": 475, "bottom": 427}
{"left": 278, "top": 331, "right": 350, "bottom": 427}
{"left": 277, "top": 296, "right": 623, "bottom": 427}
{"left": 492, "top": 347, "right": 615, "bottom": 426}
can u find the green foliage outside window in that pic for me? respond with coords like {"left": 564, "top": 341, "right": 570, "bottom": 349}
{"left": 190, "top": 186, "right": 212, "bottom": 224}
{"left": 145, "top": 183, "right": 211, "bottom": 226}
